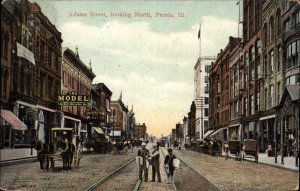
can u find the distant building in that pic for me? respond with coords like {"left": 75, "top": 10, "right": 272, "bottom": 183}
{"left": 110, "top": 94, "right": 129, "bottom": 132}
{"left": 187, "top": 101, "right": 196, "bottom": 142}
{"left": 183, "top": 116, "right": 189, "bottom": 145}
{"left": 209, "top": 37, "right": 241, "bottom": 142}
{"left": 135, "top": 123, "right": 147, "bottom": 140}
{"left": 194, "top": 56, "right": 215, "bottom": 140}
{"left": 90, "top": 83, "right": 112, "bottom": 136}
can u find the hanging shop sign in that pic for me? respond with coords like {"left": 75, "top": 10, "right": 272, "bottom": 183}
{"left": 58, "top": 91, "right": 91, "bottom": 106}
{"left": 86, "top": 110, "right": 105, "bottom": 120}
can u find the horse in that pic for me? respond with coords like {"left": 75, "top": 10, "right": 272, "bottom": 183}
{"left": 58, "top": 140, "right": 75, "bottom": 171}
{"left": 35, "top": 141, "right": 55, "bottom": 170}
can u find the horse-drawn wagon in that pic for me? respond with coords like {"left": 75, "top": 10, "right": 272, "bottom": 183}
{"left": 35, "top": 127, "right": 82, "bottom": 171}
{"left": 242, "top": 139, "right": 259, "bottom": 163}
{"left": 227, "top": 140, "right": 242, "bottom": 160}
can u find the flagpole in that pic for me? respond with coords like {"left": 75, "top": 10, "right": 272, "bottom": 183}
{"left": 199, "top": 23, "right": 201, "bottom": 59}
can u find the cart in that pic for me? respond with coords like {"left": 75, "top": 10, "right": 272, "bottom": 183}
{"left": 46, "top": 128, "right": 81, "bottom": 170}
{"left": 242, "top": 139, "right": 258, "bottom": 163}
{"left": 228, "top": 140, "right": 242, "bottom": 161}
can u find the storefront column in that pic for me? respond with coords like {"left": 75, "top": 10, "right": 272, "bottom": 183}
{"left": 295, "top": 105, "right": 299, "bottom": 167}
{"left": 267, "top": 120, "right": 269, "bottom": 147}
{"left": 281, "top": 116, "right": 285, "bottom": 165}
{"left": 274, "top": 114, "right": 278, "bottom": 163}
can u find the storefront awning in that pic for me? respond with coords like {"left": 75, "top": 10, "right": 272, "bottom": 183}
{"left": 64, "top": 115, "right": 81, "bottom": 122}
{"left": 93, "top": 127, "right": 104, "bottom": 134}
{"left": 203, "top": 130, "right": 214, "bottom": 138}
{"left": 228, "top": 123, "right": 240, "bottom": 128}
{"left": 210, "top": 127, "right": 227, "bottom": 141}
{"left": 259, "top": 114, "right": 275, "bottom": 121}
{"left": 210, "top": 127, "right": 227, "bottom": 136}
{"left": 36, "top": 105, "right": 58, "bottom": 112}
{"left": 1, "top": 109, "right": 27, "bottom": 131}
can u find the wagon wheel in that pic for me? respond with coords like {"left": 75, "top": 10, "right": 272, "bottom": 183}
{"left": 42, "top": 155, "right": 48, "bottom": 170}
{"left": 73, "top": 147, "right": 82, "bottom": 168}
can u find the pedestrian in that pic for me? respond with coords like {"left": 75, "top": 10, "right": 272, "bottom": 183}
{"left": 150, "top": 145, "right": 161, "bottom": 182}
{"left": 164, "top": 148, "right": 176, "bottom": 184}
{"left": 131, "top": 140, "right": 135, "bottom": 153}
{"left": 137, "top": 149, "right": 143, "bottom": 180}
{"left": 224, "top": 141, "right": 229, "bottom": 160}
{"left": 111, "top": 139, "right": 116, "bottom": 155}
{"left": 140, "top": 142, "right": 150, "bottom": 182}
{"left": 124, "top": 140, "right": 129, "bottom": 155}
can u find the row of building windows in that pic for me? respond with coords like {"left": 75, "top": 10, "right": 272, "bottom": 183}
{"left": 63, "top": 71, "right": 90, "bottom": 95}
{"left": 287, "top": 40, "right": 300, "bottom": 69}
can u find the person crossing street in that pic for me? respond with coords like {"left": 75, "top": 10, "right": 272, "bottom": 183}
{"left": 150, "top": 144, "right": 161, "bottom": 182}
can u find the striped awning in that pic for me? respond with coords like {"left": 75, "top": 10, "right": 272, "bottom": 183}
{"left": 210, "top": 127, "right": 227, "bottom": 141}
{"left": 93, "top": 127, "right": 104, "bottom": 134}
{"left": 203, "top": 130, "right": 214, "bottom": 139}
{"left": 1, "top": 109, "right": 27, "bottom": 131}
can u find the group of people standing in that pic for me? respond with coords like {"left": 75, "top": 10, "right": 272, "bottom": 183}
{"left": 137, "top": 142, "right": 177, "bottom": 184}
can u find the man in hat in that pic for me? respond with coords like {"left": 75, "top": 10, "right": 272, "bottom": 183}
{"left": 150, "top": 144, "right": 161, "bottom": 182}
{"left": 140, "top": 141, "right": 150, "bottom": 182}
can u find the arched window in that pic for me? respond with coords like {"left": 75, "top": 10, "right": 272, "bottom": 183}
{"left": 276, "top": 9, "right": 281, "bottom": 36}
{"left": 255, "top": 39, "right": 262, "bottom": 55}
{"left": 245, "top": 52, "right": 249, "bottom": 66}
{"left": 269, "top": 17, "right": 274, "bottom": 42}
{"left": 250, "top": 46, "right": 255, "bottom": 62}
{"left": 2, "top": 69, "right": 8, "bottom": 99}
{"left": 263, "top": 23, "right": 268, "bottom": 47}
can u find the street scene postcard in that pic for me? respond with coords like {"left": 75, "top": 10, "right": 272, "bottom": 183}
{"left": 0, "top": 0, "right": 299, "bottom": 190}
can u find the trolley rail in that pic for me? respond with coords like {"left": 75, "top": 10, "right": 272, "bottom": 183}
{"left": 161, "top": 147, "right": 222, "bottom": 191}
{"left": 0, "top": 156, "right": 38, "bottom": 167}
{"left": 85, "top": 156, "right": 137, "bottom": 191}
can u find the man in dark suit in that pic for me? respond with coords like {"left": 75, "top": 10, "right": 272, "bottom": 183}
{"left": 150, "top": 145, "right": 161, "bottom": 182}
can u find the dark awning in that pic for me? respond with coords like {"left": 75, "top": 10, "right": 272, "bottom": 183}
{"left": 203, "top": 130, "right": 214, "bottom": 139}
{"left": 210, "top": 127, "right": 227, "bottom": 141}
{"left": 1, "top": 109, "right": 27, "bottom": 131}
{"left": 93, "top": 127, "right": 104, "bottom": 134}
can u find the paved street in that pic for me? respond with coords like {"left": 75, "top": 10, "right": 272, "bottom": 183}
{"left": 0, "top": 151, "right": 138, "bottom": 191}
{"left": 0, "top": 146, "right": 298, "bottom": 191}
{"left": 172, "top": 148, "right": 298, "bottom": 191}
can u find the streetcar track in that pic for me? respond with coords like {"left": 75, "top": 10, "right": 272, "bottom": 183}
{"left": 0, "top": 156, "right": 38, "bottom": 167}
{"left": 160, "top": 148, "right": 177, "bottom": 191}
{"left": 85, "top": 156, "right": 137, "bottom": 191}
{"left": 161, "top": 147, "right": 222, "bottom": 191}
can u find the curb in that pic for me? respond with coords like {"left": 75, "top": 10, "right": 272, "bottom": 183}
{"left": 222, "top": 154, "right": 299, "bottom": 173}
{"left": 0, "top": 157, "right": 38, "bottom": 167}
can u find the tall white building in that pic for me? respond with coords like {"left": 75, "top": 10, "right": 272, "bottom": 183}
{"left": 194, "top": 57, "right": 215, "bottom": 140}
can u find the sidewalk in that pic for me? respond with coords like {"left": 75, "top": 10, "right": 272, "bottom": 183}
{"left": 0, "top": 148, "right": 37, "bottom": 162}
{"left": 223, "top": 151, "right": 299, "bottom": 171}
{"left": 138, "top": 144, "right": 174, "bottom": 191}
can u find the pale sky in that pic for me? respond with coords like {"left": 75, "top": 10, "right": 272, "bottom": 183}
{"left": 33, "top": 0, "right": 240, "bottom": 138}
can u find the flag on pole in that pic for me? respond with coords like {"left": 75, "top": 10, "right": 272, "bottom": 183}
{"left": 198, "top": 24, "right": 201, "bottom": 39}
